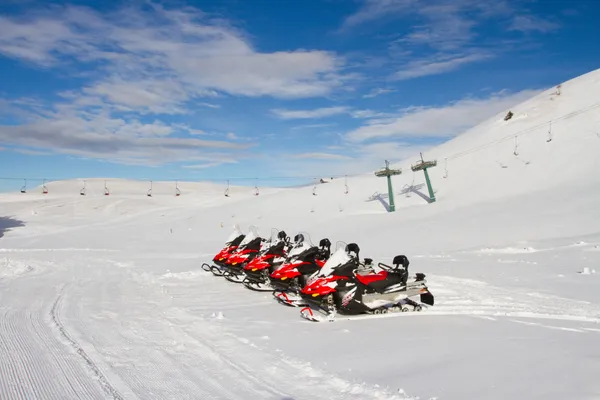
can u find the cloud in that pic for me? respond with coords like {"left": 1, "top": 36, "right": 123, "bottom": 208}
{"left": 0, "top": 4, "right": 352, "bottom": 167}
{"left": 341, "top": 0, "right": 417, "bottom": 29}
{"left": 290, "top": 123, "right": 338, "bottom": 130}
{"left": 342, "top": 0, "right": 561, "bottom": 81}
{"left": 199, "top": 102, "right": 220, "bottom": 109}
{"left": 363, "top": 88, "right": 395, "bottom": 98}
{"left": 0, "top": 104, "right": 251, "bottom": 166}
{"left": 509, "top": 15, "right": 560, "bottom": 33}
{"left": 0, "top": 4, "right": 346, "bottom": 100}
{"left": 275, "top": 141, "right": 421, "bottom": 179}
{"left": 345, "top": 89, "right": 540, "bottom": 142}
{"left": 393, "top": 52, "right": 493, "bottom": 80}
{"left": 293, "top": 152, "right": 353, "bottom": 160}
{"left": 271, "top": 106, "right": 349, "bottom": 120}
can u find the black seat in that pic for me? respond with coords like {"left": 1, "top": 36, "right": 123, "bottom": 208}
{"left": 346, "top": 243, "right": 360, "bottom": 259}
{"left": 392, "top": 255, "right": 409, "bottom": 270}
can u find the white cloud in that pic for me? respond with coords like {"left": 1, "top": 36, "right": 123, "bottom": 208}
{"left": 275, "top": 141, "right": 420, "bottom": 179}
{"left": 290, "top": 123, "right": 337, "bottom": 130}
{"left": 342, "top": 0, "right": 561, "bottom": 81}
{"left": 363, "top": 88, "right": 395, "bottom": 98}
{"left": 0, "top": 4, "right": 346, "bottom": 101}
{"left": 293, "top": 152, "right": 353, "bottom": 160}
{"left": 393, "top": 52, "right": 493, "bottom": 80}
{"left": 0, "top": 4, "right": 351, "bottom": 166}
{"left": 341, "top": 0, "right": 417, "bottom": 30}
{"left": 345, "top": 89, "right": 540, "bottom": 142}
{"left": 0, "top": 105, "right": 251, "bottom": 166}
{"left": 271, "top": 106, "right": 349, "bottom": 120}
{"left": 509, "top": 15, "right": 560, "bottom": 33}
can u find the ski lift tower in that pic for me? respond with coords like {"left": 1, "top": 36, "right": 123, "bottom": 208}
{"left": 411, "top": 152, "right": 437, "bottom": 203}
{"left": 374, "top": 160, "right": 402, "bottom": 212}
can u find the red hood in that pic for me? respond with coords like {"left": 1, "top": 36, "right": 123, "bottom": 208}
{"left": 244, "top": 253, "right": 284, "bottom": 271}
{"left": 213, "top": 245, "right": 238, "bottom": 262}
{"left": 301, "top": 274, "right": 348, "bottom": 297}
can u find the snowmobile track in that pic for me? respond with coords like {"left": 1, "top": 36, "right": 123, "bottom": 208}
{"left": 50, "top": 286, "right": 125, "bottom": 400}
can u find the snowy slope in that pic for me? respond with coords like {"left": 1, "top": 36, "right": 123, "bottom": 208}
{"left": 1, "top": 69, "right": 600, "bottom": 400}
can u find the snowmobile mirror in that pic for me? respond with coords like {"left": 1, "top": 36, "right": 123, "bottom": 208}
{"left": 364, "top": 258, "right": 373, "bottom": 265}
{"left": 278, "top": 231, "right": 288, "bottom": 240}
{"left": 294, "top": 234, "right": 304, "bottom": 244}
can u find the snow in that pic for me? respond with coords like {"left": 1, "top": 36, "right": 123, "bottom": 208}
{"left": 1, "top": 69, "right": 600, "bottom": 399}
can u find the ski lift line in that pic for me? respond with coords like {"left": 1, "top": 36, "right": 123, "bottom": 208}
{"left": 446, "top": 101, "right": 600, "bottom": 162}
{"left": 4, "top": 100, "right": 599, "bottom": 185}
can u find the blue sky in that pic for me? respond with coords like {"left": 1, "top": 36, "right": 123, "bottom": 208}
{"left": 1, "top": 0, "right": 599, "bottom": 190}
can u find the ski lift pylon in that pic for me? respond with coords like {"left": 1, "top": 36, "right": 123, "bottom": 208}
{"left": 344, "top": 175, "right": 349, "bottom": 194}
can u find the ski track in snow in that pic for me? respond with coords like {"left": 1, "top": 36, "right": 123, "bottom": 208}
{"left": 0, "top": 284, "right": 105, "bottom": 399}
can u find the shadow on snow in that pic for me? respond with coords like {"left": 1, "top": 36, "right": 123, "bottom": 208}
{"left": 0, "top": 216, "right": 25, "bottom": 239}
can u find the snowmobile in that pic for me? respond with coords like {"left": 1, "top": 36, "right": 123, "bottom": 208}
{"left": 270, "top": 233, "right": 332, "bottom": 307}
{"left": 219, "top": 226, "right": 265, "bottom": 283}
{"left": 202, "top": 225, "right": 246, "bottom": 276}
{"left": 241, "top": 230, "right": 302, "bottom": 292}
{"left": 298, "top": 244, "right": 434, "bottom": 322}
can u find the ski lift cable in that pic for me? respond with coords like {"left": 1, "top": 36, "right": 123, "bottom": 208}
{"left": 446, "top": 101, "right": 600, "bottom": 162}
{"left": 3, "top": 99, "right": 600, "bottom": 186}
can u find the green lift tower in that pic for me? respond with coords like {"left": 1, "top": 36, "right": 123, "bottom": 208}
{"left": 411, "top": 152, "right": 437, "bottom": 203}
{"left": 374, "top": 160, "right": 402, "bottom": 212}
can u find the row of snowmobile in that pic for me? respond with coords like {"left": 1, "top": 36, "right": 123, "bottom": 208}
{"left": 201, "top": 226, "right": 435, "bottom": 322}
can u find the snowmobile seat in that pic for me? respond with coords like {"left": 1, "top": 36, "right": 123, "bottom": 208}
{"left": 346, "top": 243, "right": 360, "bottom": 259}
{"left": 269, "top": 241, "right": 287, "bottom": 256}
{"left": 356, "top": 270, "right": 388, "bottom": 286}
{"left": 278, "top": 231, "right": 290, "bottom": 244}
{"left": 294, "top": 234, "right": 304, "bottom": 244}
{"left": 392, "top": 255, "right": 409, "bottom": 270}
{"left": 319, "top": 238, "right": 332, "bottom": 254}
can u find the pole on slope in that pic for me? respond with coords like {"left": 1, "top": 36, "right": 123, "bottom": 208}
{"left": 411, "top": 152, "right": 437, "bottom": 203}
{"left": 374, "top": 160, "right": 402, "bottom": 212}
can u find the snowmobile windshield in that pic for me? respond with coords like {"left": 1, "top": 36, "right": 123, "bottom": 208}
{"left": 238, "top": 225, "right": 259, "bottom": 248}
{"left": 318, "top": 245, "right": 351, "bottom": 277}
{"left": 225, "top": 224, "right": 243, "bottom": 245}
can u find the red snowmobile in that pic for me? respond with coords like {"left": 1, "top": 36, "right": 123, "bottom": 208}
{"left": 298, "top": 243, "right": 435, "bottom": 322}
{"left": 269, "top": 233, "right": 332, "bottom": 307}
{"left": 202, "top": 225, "right": 246, "bottom": 276}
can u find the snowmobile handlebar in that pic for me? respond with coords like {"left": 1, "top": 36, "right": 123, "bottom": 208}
{"left": 377, "top": 262, "right": 404, "bottom": 271}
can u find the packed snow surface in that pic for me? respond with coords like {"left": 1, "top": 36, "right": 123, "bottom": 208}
{"left": 2, "top": 69, "right": 600, "bottom": 399}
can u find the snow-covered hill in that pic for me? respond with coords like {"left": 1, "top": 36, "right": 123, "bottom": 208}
{"left": 1, "top": 69, "right": 600, "bottom": 400}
